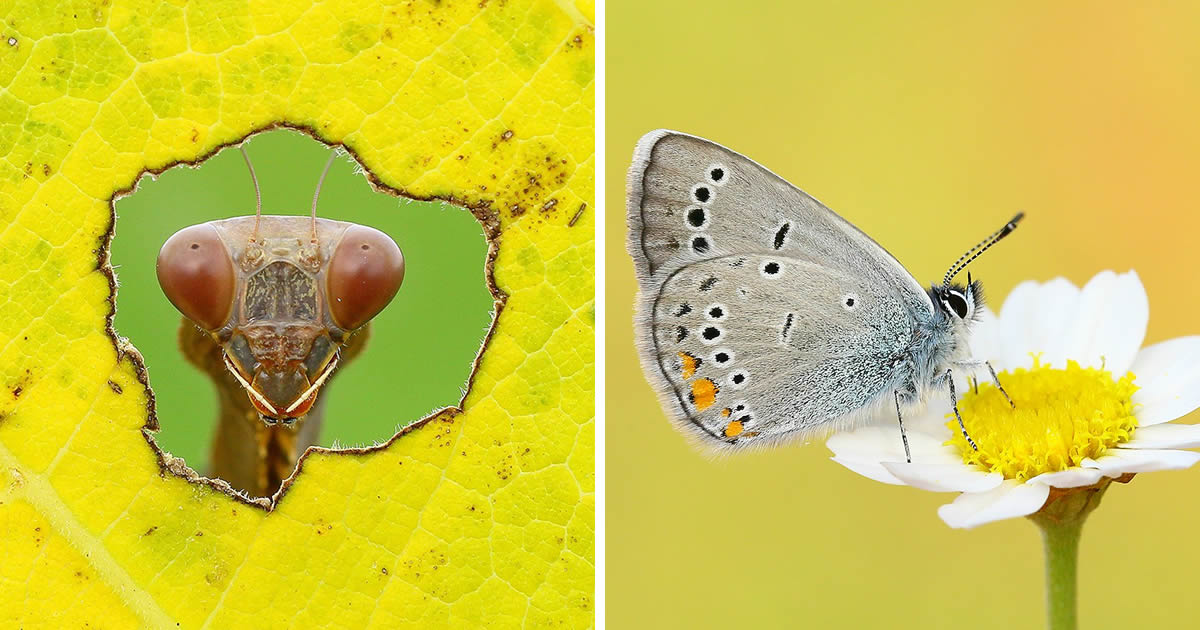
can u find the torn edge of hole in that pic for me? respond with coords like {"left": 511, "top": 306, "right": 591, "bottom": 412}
{"left": 103, "top": 122, "right": 512, "bottom": 511}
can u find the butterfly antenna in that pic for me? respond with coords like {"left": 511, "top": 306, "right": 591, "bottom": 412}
{"left": 240, "top": 146, "right": 262, "bottom": 242}
{"left": 942, "top": 212, "right": 1024, "bottom": 289}
{"left": 310, "top": 151, "right": 337, "bottom": 243}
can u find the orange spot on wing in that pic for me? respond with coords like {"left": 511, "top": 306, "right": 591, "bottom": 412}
{"left": 720, "top": 408, "right": 731, "bottom": 417}
{"left": 690, "top": 378, "right": 718, "bottom": 410}
{"left": 724, "top": 420, "right": 744, "bottom": 437}
{"left": 678, "top": 352, "right": 699, "bottom": 379}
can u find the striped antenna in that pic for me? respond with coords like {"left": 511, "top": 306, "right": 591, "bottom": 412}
{"left": 942, "top": 213, "right": 1025, "bottom": 289}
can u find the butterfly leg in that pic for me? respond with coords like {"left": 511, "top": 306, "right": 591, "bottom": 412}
{"left": 986, "top": 361, "right": 1016, "bottom": 408}
{"left": 894, "top": 390, "right": 911, "bottom": 463}
{"left": 946, "top": 369, "right": 978, "bottom": 451}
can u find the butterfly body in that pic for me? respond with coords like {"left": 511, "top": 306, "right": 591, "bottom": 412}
{"left": 628, "top": 130, "right": 995, "bottom": 453}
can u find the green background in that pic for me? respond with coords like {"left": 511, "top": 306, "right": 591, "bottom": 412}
{"left": 608, "top": 2, "right": 1200, "bottom": 629}
{"left": 112, "top": 129, "right": 493, "bottom": 474}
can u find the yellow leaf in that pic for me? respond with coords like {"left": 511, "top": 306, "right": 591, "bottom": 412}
{"left": 0, "top": 0, "right": 594, "bottom": 627}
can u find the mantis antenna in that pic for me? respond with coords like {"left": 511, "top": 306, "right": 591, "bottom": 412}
{"left": 240, "top": 146, "right": 262, "bottom": 243}
{"left": 311, "top": 152, "right": 338, "bottom": 243}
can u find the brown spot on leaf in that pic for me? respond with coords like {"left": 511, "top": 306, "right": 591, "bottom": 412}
{"left": 107, "top": 380, "right": 123, "bottom": 394}
{"left": 569, "top": 203, "right": 586, "bottom": 227}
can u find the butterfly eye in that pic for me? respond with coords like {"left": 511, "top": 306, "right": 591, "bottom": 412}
{"left": 943, "top": 290, "right": 970, "bottom": 320}
{"left": 156, "top": 223, "right": 235, "bottom": 330}
{"left": 326, "top": 225, "right": 405, "bottom": 331}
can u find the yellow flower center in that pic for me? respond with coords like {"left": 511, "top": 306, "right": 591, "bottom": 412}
{"left": 948, "top": 359, "right": 1139, "bottom": 481}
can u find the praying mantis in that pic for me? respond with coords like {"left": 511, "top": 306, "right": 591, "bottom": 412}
{"left": 155, "top": 147, "right": 404, "bottom": 496}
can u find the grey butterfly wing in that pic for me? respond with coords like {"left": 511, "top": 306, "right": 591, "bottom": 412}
{"left": 627, "top": 130, "right": 935, "bottom": 450}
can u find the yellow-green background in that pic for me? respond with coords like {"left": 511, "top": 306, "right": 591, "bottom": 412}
{"left": 607, "top": 3, "right": 1200, "bottom": 628}
{"left": 112, "top": 129, "right": 492, "bottom": 472}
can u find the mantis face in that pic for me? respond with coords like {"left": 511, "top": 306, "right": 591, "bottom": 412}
{"left": 156, "top": 215, "right": 404, "bottom": 424}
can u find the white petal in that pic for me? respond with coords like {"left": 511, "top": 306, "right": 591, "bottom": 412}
{"left": 937, "top": 480, "right": 1050, "bottom": 529}
{"left": 967, "top": 307, "right": 1003, "bottom": 365}
{"left": 1028, "top": 467, "right": 1104, "bottom": 488}
{"left": 908, "top": 395, "right": 956, "bottom": 435}
{"left": 830, "top": 456, "right": 906, "bottom": 485}
{"left": 998, "top": 277, "right": 1081, "bottom": 370}
{"left": 1061, "top": 271, "right": 1148, "bottom": 376}
{"left": 827, "top": 425, "right": 954, "bottom": 460}
{"left": 1122, "top": 423, "right": 1200, "bottom": 449}
{"left": 827, "top": 426, "right": 957, "bottom": 486}
{"left": 994, "top": 280, "right": 1045, "bottom": 370}
{"left": 1082, "top": 449, "right": 1200, "bottom": 475}
{"left": 1129, "top": 337, "right": 1200, "bottom": 426}
{"left": 881, "top": 462, "right": 1004, "bottom": 493}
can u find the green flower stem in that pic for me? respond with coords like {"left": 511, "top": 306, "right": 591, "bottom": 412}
{"left": 1027, "top": 479, "right": 1118, "bottom": 630}
{"left": 1035, "top": 513, "right": 1083, "bottom": 630}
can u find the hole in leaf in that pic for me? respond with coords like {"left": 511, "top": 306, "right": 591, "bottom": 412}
{"left": 111, "top": 129, "right": 496, "bottom": 499}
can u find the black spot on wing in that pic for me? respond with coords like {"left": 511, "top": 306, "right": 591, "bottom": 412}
{"left": 699, "top": 276, "right": 718, "bottom": 291}
{"left": 673, "top": 303, "right": 692, "bottom": 317}
{"left": 773, "top": 223, "right": 790, "bottom": 249}
{"left": 675, "top": 326, "right": 687, "bottom": 342}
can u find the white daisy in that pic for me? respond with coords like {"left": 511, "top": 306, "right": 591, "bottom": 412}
{"left": 828, "top": 270, "right": 1200, "bottom": 529}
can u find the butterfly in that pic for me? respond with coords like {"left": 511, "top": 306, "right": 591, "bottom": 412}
{"left": 627, "top": 130, "right": 1020, "bottom": 461}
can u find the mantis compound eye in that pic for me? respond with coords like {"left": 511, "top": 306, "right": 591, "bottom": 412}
{"left": 156, "top": 223, "right": 235, "bottom": 331}
{"left": 326, "top": 224, "right": 405, "bottom": 331}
